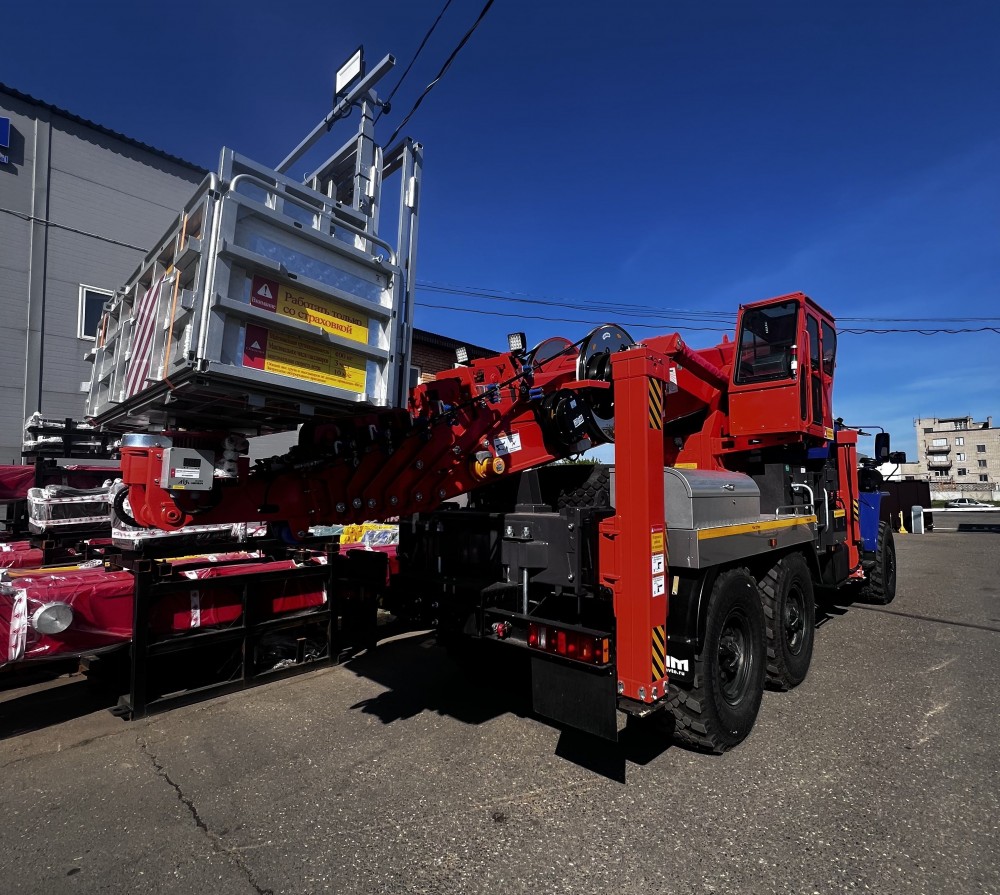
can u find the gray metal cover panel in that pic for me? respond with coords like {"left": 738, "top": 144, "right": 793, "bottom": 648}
{"left": 666, "top": 517, "right": 818, "bottom": 569}
{"left": 662, "top": 467, "right": 760, "bottom": 530}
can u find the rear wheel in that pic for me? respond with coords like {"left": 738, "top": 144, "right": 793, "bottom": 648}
{"left": 759, "top": 553, "right": 815, "bottom": 690}
{"left": 860, "top": 521, "right": 896, "bottom": 605}
{"left": 666, "top": 567, "right": 766, "bottom": 753}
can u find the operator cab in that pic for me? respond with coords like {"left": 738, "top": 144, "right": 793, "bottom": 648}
{"left": 728, "top": 293, "right": 837, "bottom": 444}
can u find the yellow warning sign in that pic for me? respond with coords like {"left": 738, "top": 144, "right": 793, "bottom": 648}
{"left": 250, "top": 275, "right": 369, "bottom": 345}
{"left": 651, "top": 531, "right": 664, "bottom": 553}
{"left": 244, "top": 323, "right": 366, "bottom": 394}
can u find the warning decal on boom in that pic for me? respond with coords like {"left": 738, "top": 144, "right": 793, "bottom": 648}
{"left": 250, "top": 275, "right": 370, "bottom": 345}
{"left": 243, "top": 323, "right": 366, "bottom": 394}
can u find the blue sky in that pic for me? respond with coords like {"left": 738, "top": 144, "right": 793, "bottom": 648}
{"left": 5, "top": 0, "right": 998, "bottom": 458}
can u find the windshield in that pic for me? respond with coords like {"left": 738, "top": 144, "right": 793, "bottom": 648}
{"left": 735, "top": 300, "right": 799, "bottom": 384}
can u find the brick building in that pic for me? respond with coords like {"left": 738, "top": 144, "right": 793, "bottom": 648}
{"left": 409, "top": 328, "right": 496, "bottom": 385}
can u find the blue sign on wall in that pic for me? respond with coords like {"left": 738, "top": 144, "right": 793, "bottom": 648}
{"left": 0, "top": 117, "right": 9, "bottom": 164}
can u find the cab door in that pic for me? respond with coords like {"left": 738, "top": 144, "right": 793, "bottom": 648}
{"left": 804, "top": 307, "right": 837, "bottom": 438}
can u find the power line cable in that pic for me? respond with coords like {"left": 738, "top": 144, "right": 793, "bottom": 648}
{"left": 416, "top": 279, "right": 1000, "bottom": 326}
{"left": 418, "top": 284, "right": 737, "bottom": 324}
{"left": 385, "top": 0, "right": 496, "bottom": 147}
{"left": 418, "top": 283, "right": 735, "bottom": 320}
{"left": 4, "top": 206, "right": 994, "bottom": 335}
{"left": 417, "top": 302, "right": 734, "bottom": 332}
{"left": 0, "top": 206, "right": 148, "bottom": 252}
{"left": 416, "top": 300, "right": 1000, "bottom": 336}
{"left": 375, "top": 0, "right": 456, "bottom": 124}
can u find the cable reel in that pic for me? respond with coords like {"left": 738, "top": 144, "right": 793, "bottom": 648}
{"left": 536, "top": 324, "right": 635, "bottom": 450}
{"left": 575, "top": 323, "right": 635, "bottom": 444}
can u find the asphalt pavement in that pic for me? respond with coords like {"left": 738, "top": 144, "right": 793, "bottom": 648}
{"left": 1, "top": 514, "right": 998, "bottom": 894}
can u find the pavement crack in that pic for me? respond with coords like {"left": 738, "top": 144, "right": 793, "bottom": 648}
{"left": 137, "top": 735, "right": 274, "bottom": 895}
{"left": 852, "top": 604, "right": 1000, "bottom": 634}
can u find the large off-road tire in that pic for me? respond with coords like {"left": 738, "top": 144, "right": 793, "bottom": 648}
{"left": 759, "top": 552, "right": 815, "bottom": 691}
{"left": 860, "top": 521, "right": 896, "bottom": 605}
{"left": 665, "top": 567, "right": 766, "bottom": 753}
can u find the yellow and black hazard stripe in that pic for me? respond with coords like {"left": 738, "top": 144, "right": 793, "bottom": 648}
{"left": 651, "top": 624, "right": 666, "bottom": 681}
{"left": 852, "top": 498, "right": 859, "bottom": 519}
{"left": 648, "top": 379, "right": 663, "bottom": 430}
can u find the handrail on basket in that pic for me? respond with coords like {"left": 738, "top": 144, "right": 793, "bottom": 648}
{"left": 227, "top": 173, "right": 397, "bottom": 266}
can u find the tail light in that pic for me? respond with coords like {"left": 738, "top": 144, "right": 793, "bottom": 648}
{"left": 527, "top": 622, "right": 610, "bottom": 666}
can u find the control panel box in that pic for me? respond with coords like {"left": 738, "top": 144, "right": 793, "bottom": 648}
{"left": 161, "top": 448, "right": 215, "bottom": 491}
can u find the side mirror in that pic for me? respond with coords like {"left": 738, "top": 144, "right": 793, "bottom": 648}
{"left": 874, "top": 432, "right": 890, "bottom": 461}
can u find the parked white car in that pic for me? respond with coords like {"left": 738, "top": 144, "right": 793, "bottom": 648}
{"left": 945, "top": 498, "right": 993, "bottom": 508}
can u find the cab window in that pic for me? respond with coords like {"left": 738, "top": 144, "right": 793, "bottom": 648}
{"left": 821, "top": 321, "right": 837, "bottom": 375}
{"left": 735, "top": 300, "right": 799, "bottom": 384}
{"left": 807, "top": 315, "right": 822, "bottom": 425}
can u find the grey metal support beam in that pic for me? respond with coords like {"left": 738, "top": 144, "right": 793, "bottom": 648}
{"left": 23, "top": 111, "right": 51, "bottom": 421}
{"left": 393, "top": 140, "right": 422, "bottom": 408}
{"left": 275, "top": 54, "right": 395, "bottom": 175}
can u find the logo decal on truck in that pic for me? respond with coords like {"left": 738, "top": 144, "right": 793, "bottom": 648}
{"left": 667, "top": 655, "right": 690, "bottom": 675}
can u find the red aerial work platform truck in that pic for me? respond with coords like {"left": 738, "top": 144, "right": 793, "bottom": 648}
{"left": 1, "top": 51, "right": 902, "bottom": 748}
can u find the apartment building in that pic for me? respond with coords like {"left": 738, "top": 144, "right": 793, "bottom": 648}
{"left": 911, "top": 416, "right": 999, "bottom": 500}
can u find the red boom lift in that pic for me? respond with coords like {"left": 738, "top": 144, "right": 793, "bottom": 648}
{"left": 114, "top": 292, "right": 899, "bottom": 749}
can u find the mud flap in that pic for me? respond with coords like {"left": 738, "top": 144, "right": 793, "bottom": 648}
{"left": 531, "top": 657, "right": 618, "bottom": 741}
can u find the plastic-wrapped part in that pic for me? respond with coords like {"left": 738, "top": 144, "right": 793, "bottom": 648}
{"left": 0, "top": 540, "right": 46, "bottom": 570}
{"left": 1, "top": 566, "right": 137, "bottom": 665}
{"left": 42, "top": 465, "right": 121, "bottom": 490}
{"left": 339, "top": 522, "right": 399, "bottom": 547}
{"left": 22, "top": 413, "right": 96, "bottom": 433}
{"left": 0, "top": 466, "right": 36, "bottom": 502}
{"left": 0, "top": 551, "right": 328, "bottom": 668}
{"left": 27, "top": 485, "right": 111, "bottom": 533}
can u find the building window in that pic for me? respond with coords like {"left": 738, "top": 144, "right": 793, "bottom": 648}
{"left": 408, "top": 366, "right": 421, "bottom": 390}
{"left": 922, "top": 427, "right": 934, "bottom": 434}
{"left": 956, "top": 437, "right": 964, "bottom": 446}
{"left": 956, "top": 452, "right": 966, "bottom": 462}
{"left": 980, "top": 475, "right": 990, "bottom": 483}
{"left": 931, "top": 438, "right": 948, "bottom": 446}
{"left": 957, "top": 468, "right": 967, "bottom": 476}
{"left": 956, "top": 420, "right": 968, "bottom": 430}
{"left": 934, "top": 470, "right": 948, "bottom": 477}
{"left": 977, "top": 444, "right": 987, "bottom": 453}
{"left": 79, "top": 285, "right": 112, "bottom": 339}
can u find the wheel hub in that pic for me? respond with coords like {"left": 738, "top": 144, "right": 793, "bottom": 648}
{"left": 718, "top": 611, "right": 752, "bottom": 705}
{"left": 784, "top": 585, "right": 805, "bottom": 653}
